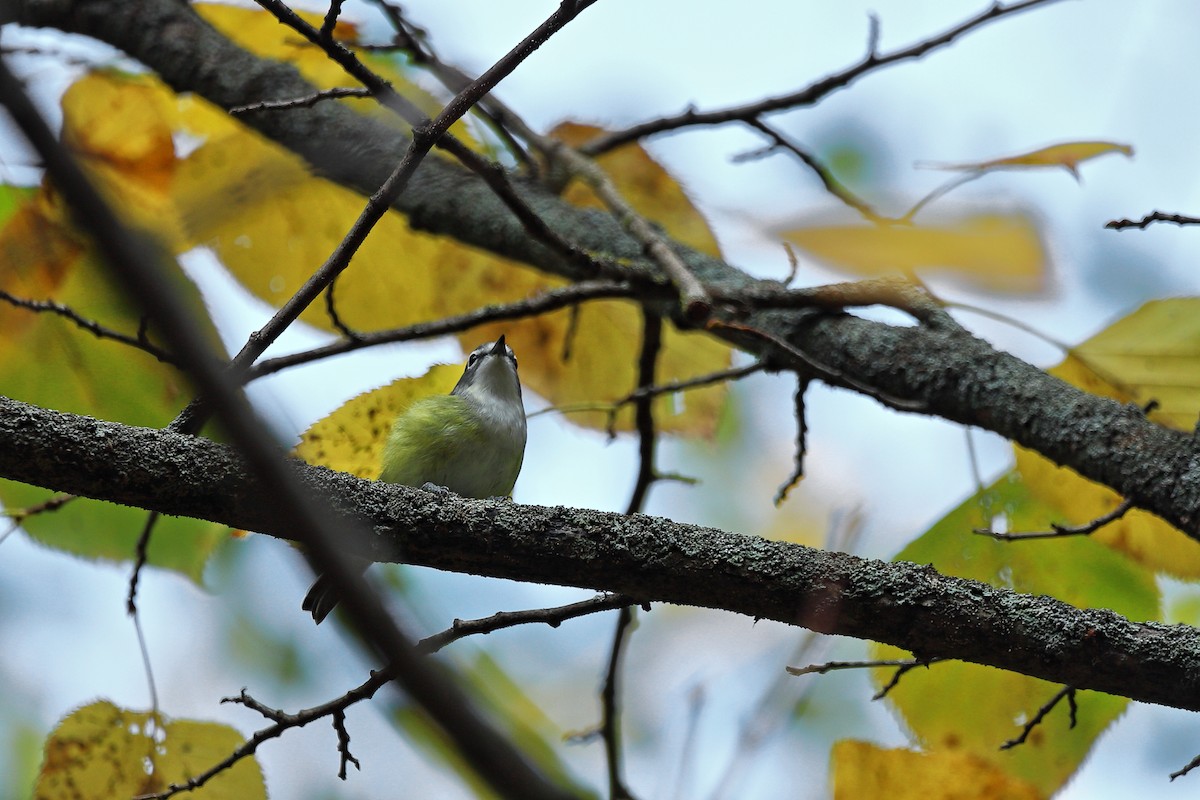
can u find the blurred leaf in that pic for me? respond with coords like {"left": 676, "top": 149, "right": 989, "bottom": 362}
{"left": 0, "top": 193, "right": 225, "bottom": 581}
{"left": 295, "top": 364, "right": 461, "bottom": 478}
{"left": 923, "top": 140, "right": 1133, "bottom": 180}
{"left": 393, "top": 650, "right": 593, "bottom": 799}
{"left": 60, "top": 71, "right": 183, "bottom": 240}
{"left": 1014, "top": 298, "right": 1200, "bottom": 577}
{"left": 779, "top": 212, "right": 1046, "bottom": 292}
{"left": 831, "top": 741, "right": 1043, "bottom": 800}
{"left": 35, "top": 700, "right": 264, "bottom": 800}
{"left": 1067, "top": 297, "right": 1200, "bottom": 430}
{"left": 870, "top": 472, "right": 1157, "bottom": 795}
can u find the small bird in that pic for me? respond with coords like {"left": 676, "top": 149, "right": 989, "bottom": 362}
{"left": 302, "top": 335, "right": 527, "bottom": 623}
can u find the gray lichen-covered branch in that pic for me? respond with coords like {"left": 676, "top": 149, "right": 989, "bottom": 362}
{"left": 2, "top": 393, "right": 1200, "bottom": 713}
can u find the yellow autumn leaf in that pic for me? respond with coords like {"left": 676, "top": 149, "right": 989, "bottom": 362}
{"left": 1068, "top": 297, "right": 1200, "bottom": 430}
{"left": 1014, "top": 298, "right": 1200, "bottom": 576}
{"left": 59, "top": 71, "right": 182, "bottom": 240}
{"left": 552, "top": 121, "right": 722, "bottom": 255}
{"left": 34, "top": 700, "right": 264, "bottom": 800}
{"left": 778, "top": 212, "right": 1047, "bottom": 293}
{"left": 831, "top": 741, "right": 1044, "bottom": 800}
{"left": 295, "top": 364, "right": 461, "bottom": 478}
{"left": 923, "top": 140, "right": 1134, "bottom": 180}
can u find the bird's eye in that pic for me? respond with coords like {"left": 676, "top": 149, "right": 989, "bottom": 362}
{"left": 468, "top": 353, "right": 480, "bottom": 367}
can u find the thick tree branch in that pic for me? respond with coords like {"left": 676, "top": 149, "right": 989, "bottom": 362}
{"left": 2, "top": 393, "right": 1200, "bottom": 713}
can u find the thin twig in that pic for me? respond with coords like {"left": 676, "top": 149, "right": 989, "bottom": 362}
{"left": 738, "top": 117, "right": 884, "bottom": 223}
{"left": 999, "top": 686, "right": 1076, "bottom": 750}
{"left": 785, "top": 656, "right": 936, "bottom": 677}
{"left": 541, "top": 135, "right": 712, "bottom": 319}
{"left": 0, "top": 289, "right": 176, "bottom": 364}
{"left": 333, "top": 708, "right": 361, "bottom": 779}
{"left": 230, "top": 86, "right": 370, "bottom": 115}
{"left": 942, "top": 300, "right": 1073, "bottom": 353}
{"left": 1106, "top": 211, "right": 1200, "bottom": 231}
{"left": 787, "top": 656, "right": 944, "bottom": 701}
{"left": 416, "top": 593, "right": 639, "bottom": 654}
{"left": 245, "top": 280, "right": 638, "bottom": 381}
{"left": 603, "top": 360, "right": 767, "bottom": 436}
{"left": 773, "top": 378, "right": 809, "bottom": 505}
{"left": 324, "top": 274, "right": 361, "bottom": 340}
{"left": 126, "top": 511, "right": 159, "bottom": 615}
{"left": 580, "top": 0, "right": 1063, "bottom": 155}
{"left": 708, "top": 317, "right": 928, "bottom": 413}
{"left": 975, "top": 498, "right": 1134, "bottom": 541}
{"left": 623, "top": 310, "right": 664, "bottom": 509}
{"left": 901, "top": 170, "right": 985, "bottom": 222}
{"left": 871, "top": 658, "right": 942, "bottom": 700}
{"left": 602, "top": 605, "right": 639, "bottom": 800}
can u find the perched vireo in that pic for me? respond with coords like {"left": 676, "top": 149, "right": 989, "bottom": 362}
{"left": 303, "top": 335, "right": 527, "bottom": 623}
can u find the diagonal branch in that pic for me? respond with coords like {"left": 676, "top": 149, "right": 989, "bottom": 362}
{"left": 578, "top": 0, "right": 1063, "bottom": 155}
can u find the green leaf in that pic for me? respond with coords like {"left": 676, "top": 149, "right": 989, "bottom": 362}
{"left": 870, "top": 471, "right": 1158, "bottom": 796}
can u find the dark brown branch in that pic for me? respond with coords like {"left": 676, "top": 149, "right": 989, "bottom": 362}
{"left": 416, "top": 593, "right": 638, "bottom": 654}
{"left": 871, "top": 658, "right": 941, "bottom": 700}
{"left": 624, "top": 310, "right": 663, "bottom": 513}
{"left": 737, "top": 118, "right": 884, "bottom": 223}
{"left": 246, "top": 280, "right": 638, "bottom": 381}
{"left": 773, "top": 378, "right": 809, "bottom": 506}
{"left": 1106, "top": 211, "right": 1200, "bottom": 230}
{"left": 332, "top": 708, "right": 360, "bottom": 780}
{"left": 579, "top": 0, "right": 1063, "bottom": 155}
{"left": 975, "top": 498, "right": 1134, "bottom": 541}
{"left": 229, "top": 86, "right": 370, "bottom": 115}
{"left": 709, "top": 317, "right": 929, "bottom": 413}
{"left": 999, "top": 686, "right": 1076, "bottom": 750}
{"left": 602, "top": 605, "right": 638, "bottom": 800}
{"left": 603, "top": 359, "right": 767, "bottom": 437}
{"left": 0, "top": 289, "right": 176, "bottom": 364}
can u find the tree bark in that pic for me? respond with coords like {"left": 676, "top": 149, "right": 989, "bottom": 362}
{"left": 1, "top": 393, "right": 1198, "bottom": 713}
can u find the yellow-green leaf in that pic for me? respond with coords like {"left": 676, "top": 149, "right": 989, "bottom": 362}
{"left": 779, "top": 212, "right": 1046, "bottom": 292}
{"left": 1069, "top": 297, "right": 1200, "bottom": 430}
{"left": 869, "top": 473, "right": 1157, "bottom": 796}
{"left": 0, "top": 192, "right": 225, "bottom": 581}
{"left": 35, "top": 700, "right": 264, "bottom": 800}
{"left": 295, "top": 364, "right": 461, "bottom": 478}
{"left": 831, "top": 741, "right": 1044, "bottom": 800}
{"left": 1014, "top": 298, "right": 1200, "bottom": 577}
{"left": 924, "top": 141, "right": 1133, "bottom": 180}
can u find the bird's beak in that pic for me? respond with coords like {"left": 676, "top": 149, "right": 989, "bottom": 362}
{"left": 491, "top": 335, "right": 507, "bottom": 355}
